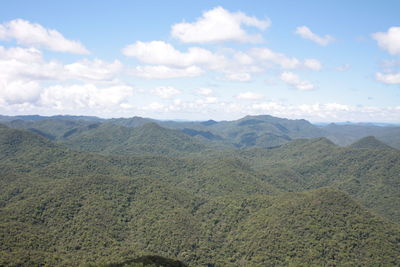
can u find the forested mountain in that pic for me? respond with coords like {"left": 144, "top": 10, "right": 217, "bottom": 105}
{"left": 1, "top": 115, "right": 400, "bottom": 266}
{"left": 3, "top": 114, "right": 400, "bottom": 149}
{"left": 322, "top": 123, "right": 400, "bottom": 149}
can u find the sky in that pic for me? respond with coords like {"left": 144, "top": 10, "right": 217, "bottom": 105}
{"left": 0, "top": 0, "right": 399, "bottom": 122}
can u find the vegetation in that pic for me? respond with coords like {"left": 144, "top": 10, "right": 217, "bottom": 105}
{"left": 0, "top": 114, "right": 400, "bottom": 266}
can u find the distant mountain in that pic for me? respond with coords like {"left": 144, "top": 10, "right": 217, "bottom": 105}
{"left": 350, "top": 136, "right": 395, "bottom": 150}
{"left": 4, "top": 118, "right": 100, "bottom": 140}
{"left": 0, "top": 114, "right": 102, "bottom": 122}
{"left": 109, "top": 115, "right": 327, "bottom": 148}
{"left": 4, "top": 114, "right": 400, "bottom": 150}
{"left": 62, "top": 122, "right": 210, "bottom": 156}
{"left": 109, "top": 116, "right": 156, "bottom": 128}
{"left": 322, "top": 123, "right": 400, "bottom": 149}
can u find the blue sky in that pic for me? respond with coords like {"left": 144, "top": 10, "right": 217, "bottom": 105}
{"left": 0, "top": 0, "right": 399, "bottom": 122}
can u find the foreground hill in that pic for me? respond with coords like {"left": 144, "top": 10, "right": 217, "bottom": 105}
{"left": 0, "top": 126, "right": 400, "bottom": 266}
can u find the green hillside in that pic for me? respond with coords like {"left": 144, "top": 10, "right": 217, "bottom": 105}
{"left": 349, "top": 136, "right": 395, "bottom": 150}
{"left": 237, "top": 137, "right": 400, "bottom": 222}
{"left": 1, "top": 119, "right": 400, "bottom": 266}
{"left": 4, "top": 115, "right": 400, "bottom": 150}
{"left": 323, "top": 123, "right": 400, "bottom": 149}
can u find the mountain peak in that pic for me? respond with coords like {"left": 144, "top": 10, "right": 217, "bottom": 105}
{"left": 349, "top": 136, "right": 393, "bottom": 150}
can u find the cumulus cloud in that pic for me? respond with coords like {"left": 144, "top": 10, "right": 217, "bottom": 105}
{"left": 65, "top": 59, "right": 122, "bottom": 82}
{"left": 280, "top": 72, "right": 315, "bottom": 90}
{"left": 39, "top": 84, "right": 133, "bottom": 110}
{"left": 249, "top": 48, "right": 321, "bottom": 70}
{"left": 196, "top": 88, "right": 213, "bottom": 95}
{"left": 250, "top": 48, "right": 301, "bottom": 69}
{"left": 372, "top": 26, "right": 400, "bottom": 55}
{"left": 152, "top": 86, "right": 181, "bottom": 99}
{"left": 141, "top": 102, "right": 165, "bottom": 111}
{"left": 248, "top": 102, "right": 400, "bottom": 122}
{"left": 304, "top": 59, "right": 322, "bottom": 71}
{"left": 0, "top": 19, "right": 89, "bottom": 54}
{"left": 295, "top": 26, "right": 335, "bottom": 46}
{"left": 376, "top": 72, "right": 400, "bottom": 84}
{"left": 0, "top": 46, "right": 62, "bottom": 105}
{"left": 171, "top": 6, "right": 270, "bottom": 43}
{"left": 0, "top": 46, "right": 64, "bottom": 82}
{"left": 236, "top": 92, "right": 264, "bottom": 100}
{"left": 224, "top": 73, "right": 251, "bottom": 82}
{"left": 0, "top": 46, "right": 126, "bottom": 107}
{"left": 0, "top": 45, "right": 131, "bottom": 111}
{"left": 0, "top": 80, "right": 41, "bottom": 105}
{"left": 122, "top": 41, "right": 223, "bottom": 67}
{"left": 133, "top": 98, "right": 400, "bottom": 123}
{"left": 132, "top": 65, "right": 203, "bottom": 79}
{"left": 122, "top": 41, "right": 321, "bottom": 82}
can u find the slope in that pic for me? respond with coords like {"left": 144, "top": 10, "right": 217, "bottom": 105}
{"left": 349, "top": 136, "right": 395, "bottom": 150}
{"left": 239, "top": 137, "right": 400, "bottom": 222}
{"left": 1, "top": 126, "right": 400, "bottom": 266}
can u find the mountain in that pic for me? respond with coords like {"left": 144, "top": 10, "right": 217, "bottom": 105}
{"left": 63, "top": 122, "right": 211, "bottom": 156}
{"left": 109, "top": 116, "right": 156, "bottom": 128}
{"left": 110, "top": 115, "right": 326, "bottom": 148}
{"left": 237, "top": 137, "right": 400, "bottom": 222}
{"left": 4, "top": 114, "right": 400, "bottom": 150}
{"left": 1, "top": 125, "right": 400, "bottom": 266}
{"left": 4, "top": 118, "right": 100, "bottom": 140}
{"left": 322, "top": 123, "right": 400, "bottom": 149}
{"left": 350, "top": 136, "right": 395, "bottom": 150}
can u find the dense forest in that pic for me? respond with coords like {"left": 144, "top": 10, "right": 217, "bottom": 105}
{"left": 0, "top": 115, "right": 399, "bottom": 266}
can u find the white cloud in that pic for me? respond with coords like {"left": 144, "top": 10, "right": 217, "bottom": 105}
{"left": 171, "top": 6, "right": 270, "bottom": 43}
{"left": 152, "top": 86, "right": 181, "bottom": 99}
{"left": 372, "top": 26, "right": 400, "bottom": 55}
{"left": 196, "top": 97, "right": 218, "bottom": 104}
{"left": 133, "top": 65, "right": 203, "bottom": 79}
{"left": 0, "top": 19, "right": 89, "bottom": 54}
{"left": 0, "top": 46, "right": 126, "bottom": 107}
{"left": 250, "top": 48, "right": 301, "bottom": 69}
{"left": 224, "top": 73, "right": 251, "bottom": 82}
{"left": 0, "top": 80, "right": 41, "bottom": 105}
{"left": 141, "top": 102, "right": 165, "bottom": 111}
{"left": 0, "top": 45, "right": 42, "bottom": 62}
{"left": 204, "top": 96, "right": 218, "bottom": 103}
{"left": 237, "top": 92, "right": 264, "bottom": 100}
{"left": 65, "top": 59, "right": 122, "bottom": 82}
{"left": 0, "top": 46, "right": 64, "bottom": 81}
{"left": 196, "top": 88, "right": 213, "bottom": 95}
{"left": 233, "top": 51, "right": 255, "bottom": 65}
{"left": 248, "top": 48, "right": 321, "bottom": 71}
{"left": 122, "top": 41, "right": 320, "bottom": 83}
{"left": 280, "top": 72, "right": 315, "bottom": 91}
{"left": 376, "top": 72, "right": 400, "bottom": 84}
{"left": 39, "top": 84, "right": 133, "bottom": 110}
{"left": 304, "top": 59, "right": 322, "bottom": 71}
{"left": 295, "top": 26, "right": 335, "bottom": 46}
{"left": 129, "top": 98, "right": 400, "bottom": 123}
{"left": 122, "top": 41, "right": 223, "bottom": 67}
{"left": 0, "top": 45, "right": 132, "bottom": 110}
{"left": 0, "top": 46, "right": 63, "bottom": 105}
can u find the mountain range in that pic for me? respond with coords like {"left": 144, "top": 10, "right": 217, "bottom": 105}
{"left": 0, "top": 114, "right": 399, "bottom": 266}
